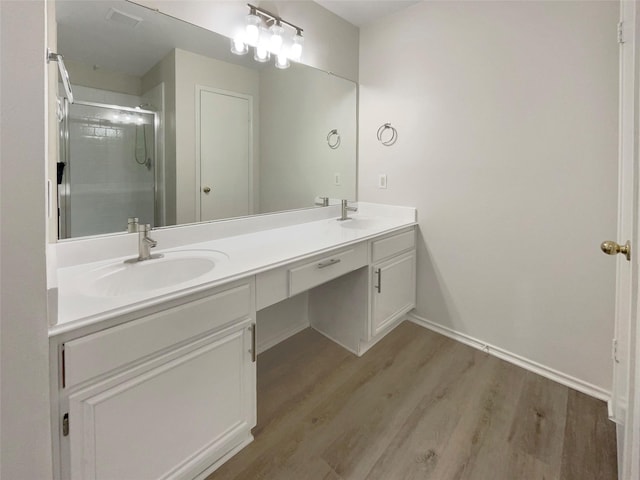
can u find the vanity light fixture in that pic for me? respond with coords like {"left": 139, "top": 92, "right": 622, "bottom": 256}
{"left": 245, "top": 7, "right": 262, "bottom": 46}
{"left": 254, "top": 27, "right": 271, "bottom": 62}
{"left": 269, "top": 21, "right": 285, "bottom": 54}
{"left": 230, "top": 3, "right": 304, "bottom": 69}
{"left": 290, "top": 29, "right": 304, "bottom": 61}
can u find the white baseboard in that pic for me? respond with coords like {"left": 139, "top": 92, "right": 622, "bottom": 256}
{"left": 408, "top": 313, "right": 611, "bottom": 402}
{"left": 257, "top": 322, "right": 309, "bottom": 354}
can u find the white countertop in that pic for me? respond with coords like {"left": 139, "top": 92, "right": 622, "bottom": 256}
{"left": 51, "top": 204, "right": 416, "bottom": 336}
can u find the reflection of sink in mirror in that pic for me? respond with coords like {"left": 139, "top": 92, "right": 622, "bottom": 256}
{"left": 55, "top": 0, "right": 357, "bottom": 240}
{"left": 82, "top": 250, "right": 228, "bottom": 297}
{"left": 337, "top": 218, "right": 379, "bottom": 230}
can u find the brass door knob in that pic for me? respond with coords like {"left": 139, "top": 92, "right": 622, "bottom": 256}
{"left": 202, "top": 186, "right": 211, "bottom": 194}
{"left": 600, "top": 240, "right": 631, "bottom": 261}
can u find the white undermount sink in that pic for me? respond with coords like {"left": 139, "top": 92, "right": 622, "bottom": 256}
{"left": 81, "top": 250, "right": 229, "bottom": 297}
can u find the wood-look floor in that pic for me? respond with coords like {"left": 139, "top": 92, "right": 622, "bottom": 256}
{"left": 206, "top": 322, "right": 617, "bottom": 480}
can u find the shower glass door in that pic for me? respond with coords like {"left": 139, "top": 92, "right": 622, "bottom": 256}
{"left": 59, "top": 101, "right": 156, "bottom": 239}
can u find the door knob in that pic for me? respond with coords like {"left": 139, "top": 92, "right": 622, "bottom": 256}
{"left": 600, "top": 240, "right": 631, "bottom": 261}
{"left": 202, "top": 186, "right": 211, "bottom": 194}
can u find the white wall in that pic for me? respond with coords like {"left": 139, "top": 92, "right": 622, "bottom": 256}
{"left": 259, "top": 65, "right": 357, "bottom": 213}
{"left": 359, "top": 1, "right": 619, "bottom": 392}
{"left": 0, "top": 1, "right": 53, "bottom": 478}
{"left": 133, "top": 0, "right": 359, "bottom": 81}
{"left": 174, "top": 49, "right": 260, "bottom": 224}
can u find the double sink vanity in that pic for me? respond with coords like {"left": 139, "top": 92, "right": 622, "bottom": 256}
{"left": 49, "top": 202, "right": 417, "bottom": 480}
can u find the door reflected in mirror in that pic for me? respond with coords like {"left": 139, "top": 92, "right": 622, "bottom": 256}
{"left": 56, "top": 0, "right": 357, "bottom": 240}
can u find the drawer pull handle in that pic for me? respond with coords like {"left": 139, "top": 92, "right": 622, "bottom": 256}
{"left": 375, "top": 268, "right": 382, "bottom": 293}
{"left": 317, "top": 258, "right": 341, "bottom": 269}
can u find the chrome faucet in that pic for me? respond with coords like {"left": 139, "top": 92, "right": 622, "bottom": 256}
{"left": 315, "top": 196, "right": 330, "bottom": 207}
{"left": 136, "top": 224, "right": 161, "bottom": 261}
{"left": 338, "top": 199, "right": 357, "bottom": 221}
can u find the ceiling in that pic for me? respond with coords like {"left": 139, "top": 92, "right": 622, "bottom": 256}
{"left": 56, "top": 0, "right": 260, "bottom": 77}
{"left": 313, "top": 0, "right": 422, "bottom": 27}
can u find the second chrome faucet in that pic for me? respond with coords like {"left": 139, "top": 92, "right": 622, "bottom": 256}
{"left": 338, "top": 199, "right": 357, "bottom": 221}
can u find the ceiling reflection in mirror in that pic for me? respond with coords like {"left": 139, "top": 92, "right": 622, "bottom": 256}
{"left": 55, "top": 0, "right": 357, "bottom": 240}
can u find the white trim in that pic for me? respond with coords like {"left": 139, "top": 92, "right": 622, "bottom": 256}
{"left": 195, "top": 85, "right": 254, "bottom": 222}
{"left": 192, "top": 434, "right": 253, "bottom": 480}
{"left": 408, "top": 313, "right": 611, "bottom": 402}
{"left": 257, "top": 322, "right": 309, "bottom": 355}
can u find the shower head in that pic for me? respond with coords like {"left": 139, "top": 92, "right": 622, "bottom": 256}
{"left": 137, "top": 103, "right": 155, "bottom": 111}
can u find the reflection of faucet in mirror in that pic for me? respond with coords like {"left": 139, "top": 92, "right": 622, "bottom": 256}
{"left": 127, "top": 217, "right": 139, "bottom": 233}
{"left": 315, "top": 197, "right": 329, "bottom": 207}
{"left": 338, "top": 200, "right": 357, "bottom": 221}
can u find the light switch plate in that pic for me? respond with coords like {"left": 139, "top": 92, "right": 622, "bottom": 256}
{"left": 378, "top": 174, "right": 388, "bottom": 189}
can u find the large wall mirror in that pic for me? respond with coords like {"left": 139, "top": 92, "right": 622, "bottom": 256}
{"left": 55, "top": 0, "right": 357, "bottom": 240}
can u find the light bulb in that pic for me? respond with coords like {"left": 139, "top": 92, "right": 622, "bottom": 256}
{"left": 245, "top": 12, "right": 261, "bottom": 46}
{"left": 269, "top": 23, "right": 284, "bottom": 54}
{"left": 254, "top": 44, "right": 270, "bottom": 62}
{"left": 230, "top": 33, "right": 248, "bottom": 55}
{"left": 290, "top": 30, "right": 304, "bottom": 61}
{"left": 275, "top": 52, "right": 290, "bottom": 69}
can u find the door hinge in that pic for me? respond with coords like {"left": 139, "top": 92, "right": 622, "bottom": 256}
{"left": 612, "top": 338, "right": 620, "bottom": 364}
{"left": 618, "top": 21, "right": 625, "bottom": 44}
{"left": 62, "top": 413, "right": 69, "bottom": 437}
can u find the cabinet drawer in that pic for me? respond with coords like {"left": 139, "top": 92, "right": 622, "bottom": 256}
{"left": 371, "top": 229, "right": 415, "bottom": 262}
{"left": 289, "top": 244, "right": 367, "bottom": 296}
{"left": 64, "top": 282, "right": 252, "bottom": 389}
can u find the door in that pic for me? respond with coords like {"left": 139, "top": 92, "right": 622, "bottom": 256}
{"left": 605, "top": 2, "right": 639, "bottom": 478}
{"left": 67, "top": 322, "right": 256, "bottom": 480}
{"left": 198, "top": 87, "right": 252, "bottom": 221}
{"left": 371, "top": 251, "right": 416, "bottom": 337}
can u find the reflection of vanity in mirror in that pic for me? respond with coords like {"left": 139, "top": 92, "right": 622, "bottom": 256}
{"left": 56, "top": 0, "right": 357, "bottom": 239}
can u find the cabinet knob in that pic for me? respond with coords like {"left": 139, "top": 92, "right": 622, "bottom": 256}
{"left": 203, "top": 186, "right": 211, "bottom": 194}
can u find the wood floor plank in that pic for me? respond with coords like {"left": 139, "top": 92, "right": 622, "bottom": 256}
{"left": 508, "top": 371, "right": 569, "bottom": 470}
{"left": 319, "top": 335, "right": 471, "bottom": 478}
{"left": 252, "top": 323, "right": 452, "bottom": 479}
{"left": 559, "top": 389, "right": 618, "bottom": 480}
{"left": 362, "top": 347, "right": 495, "bottom": 480}
{"left": 205, "top": 322, "right": 618, "bottom": 480}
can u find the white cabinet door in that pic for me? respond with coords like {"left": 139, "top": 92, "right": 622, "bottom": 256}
{"left": 67, "top": 321, "right": 256, "bottom": 480}
{"left": 371, "top": 251, "right": 416, "bottom": 337}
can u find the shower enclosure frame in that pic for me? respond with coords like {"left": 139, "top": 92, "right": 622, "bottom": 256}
{"left": 58, "top": 98, "right": 160, "bottom": 239}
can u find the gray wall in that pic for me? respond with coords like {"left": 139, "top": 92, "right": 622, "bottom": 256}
{"left": 359, "top": 1, "right": 619, "bottom": 392}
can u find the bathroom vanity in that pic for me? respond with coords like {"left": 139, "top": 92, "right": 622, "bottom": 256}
{"left": 49, "top": 203, "right": 417, "bottom": 480}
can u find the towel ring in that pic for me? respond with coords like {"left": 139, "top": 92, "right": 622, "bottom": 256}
{"left": 327, "top": 129, "right": 341, "bottom": 149}
{"left": 377, "top": 123, "right": 397, "bottom": 146}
